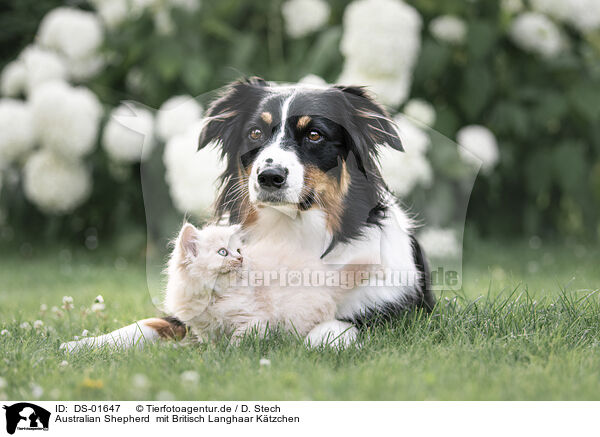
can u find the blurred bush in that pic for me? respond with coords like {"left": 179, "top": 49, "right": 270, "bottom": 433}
{"left": 0, "top": 0, "right": 599, "bottom": 251}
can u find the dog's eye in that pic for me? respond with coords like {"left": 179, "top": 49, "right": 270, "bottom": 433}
{"left": 307, "top": 130, "right": 322, "bottom": 142}
{"left": 237, "top": 248, "right": 242, "bottom": 254}
{"left": 249, "top": 128, "right": 262, "bottom": 140}
{"left": 217, "top": 248, "right": 228, "bottom": 256}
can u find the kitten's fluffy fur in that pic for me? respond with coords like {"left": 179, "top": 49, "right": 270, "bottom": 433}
{"left": 165, "top": 223, "right": 337, "bottom": 342}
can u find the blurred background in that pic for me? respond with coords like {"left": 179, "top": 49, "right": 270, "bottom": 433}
{"left": 0, "top": 0, "right": 599, "bottom": 260}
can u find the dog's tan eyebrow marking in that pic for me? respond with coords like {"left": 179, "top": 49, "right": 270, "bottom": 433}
{"left": 260, "top": 112, "right": 272, "bottom": 124}
{"left": 297, "top": 115, "right": 311, "bottom": 129}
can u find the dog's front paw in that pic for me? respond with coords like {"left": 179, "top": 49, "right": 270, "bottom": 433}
{"left": 304, "top": 320, "right": 359, "bottom": 349}
{"left": 60, "top": 338, "right": 92, "bottom": 353}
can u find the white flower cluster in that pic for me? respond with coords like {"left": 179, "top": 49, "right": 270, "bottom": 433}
{"left": 456, "top": 125, "right": 500, "bottom": 174}
{"left": 31, "top": 81, "right": 102, "bottom": 158}
{"left": 7, "top": 46, "right": 69, "bottom": 96}
{"left": 37, "top": 7, "right": 104, "bottom": 80}
{"left": 402, "top": 98, "right": 436, "bottom": 127}
{"left": 509, "top": 12, "right": 563, "bottom": 58}
{"left": 163, "top": 122, "right": 226, "bottom": 216}
{"left": 103, "top": 104, "right": 155, "bottom": 163}
{"left": 531, "top": 0, "right": 600, "bottom": 33}
{"left": 156, "top": 95, "right": 203, "bottom": 142}
{"left": 417, "top": 227, "right": 461, "bottom": 259}
{"left": 338, "top": 0, "right": 422, "bottom": 107}
{"left": 282, "top": 0, "right": 331, "bottom": 38}
{"left": 0, "top": 99, "right": 35, "bottom": 166}
{"left": 23, "top": 149, "right": 91, "bottom": 214}
{"left": 378, "top": 115, "right": 432, "bottom": 197}
{"left": 429, "top": 15, "right": 467, "bottom": 45}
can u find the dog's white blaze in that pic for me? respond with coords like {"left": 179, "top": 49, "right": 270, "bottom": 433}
{"left": 250, "top": 91, "right": 304, "bottom": 204}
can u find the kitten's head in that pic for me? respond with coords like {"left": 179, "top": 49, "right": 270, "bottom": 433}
{"left": 174, "top": 223, "right": 245, "bottom": 277}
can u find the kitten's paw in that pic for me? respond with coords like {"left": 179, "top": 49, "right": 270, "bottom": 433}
{"left": 304, "top": 320, "right": 359, "bottom": 349}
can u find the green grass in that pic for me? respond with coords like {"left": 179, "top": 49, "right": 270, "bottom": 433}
{"left": 0, "top": 238, "right": 599, "bottom": 400}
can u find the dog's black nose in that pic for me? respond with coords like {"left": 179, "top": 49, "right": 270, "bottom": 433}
{"left": 258, "top": 166, "right": 287, "bottom": 189}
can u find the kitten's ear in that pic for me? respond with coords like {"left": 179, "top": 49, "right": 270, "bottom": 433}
{"left": 179, "top": 223, "right": 199, "bottom": 257}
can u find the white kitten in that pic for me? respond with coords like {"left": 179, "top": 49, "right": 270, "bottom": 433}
{"left": 165, "top": 223, "right": 338, "bottom": 342}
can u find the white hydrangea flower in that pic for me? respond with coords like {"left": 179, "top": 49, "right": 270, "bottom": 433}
{"left": 1, "top": 61, "right": 27, "bottom": 97}
{"left": 530, "top": 0, "right": 570, "bottom": 21}
{"left": 163, "top": 122, "right": 226, "bottom": 216}
{"left": 156, "top": 95, "right": 203, "bottom": 142}
{"left": 0, "top": 99, "right": 36, "bottom": 165}
{"left": 418, "top": 227, "right": 461, "bottom": 258}
{"left": 429, "top": 15, "right": 467, "bottom": 45}
{"left": 378, "top": 116, "right": 432, "bottom": 196}
{"left": 298, "top": 74, "right": 328, "bottom": 87}
{"left": 456, "top": 125, "right": 499, "bottom": 174}
{"left": 282, "top": 0, "right": 330, "bottom": 38}
{"left": 403, "top": 98, "right": 436, "bottom": 127}
{"left": 509, "top": 12, "right": 564, "bottom": 58}
{"left": 19, "top": 46, "right": 68, "bottom": 95}
{"left": 91, "top": 0, "right": 129, "bottom": 29}
{"left": 102, "top": 104, "right": 155, "bottom": 163}
{"left": 501, "top": 0, "right": 524, "bottom": 15}
{"left": 37, "top": 7, "right": 104, "bottom": 62}
{"left": 23, "top": 150, "right": 91, "bottom": 214}
{"left": 338, "top": 0, "right": 421, "bottom": 107}
{"left": 30, "top": 81, "right": 102, "bottom": 158}
{"left": 564, "top": 0, "right": 600, "bottom": 32}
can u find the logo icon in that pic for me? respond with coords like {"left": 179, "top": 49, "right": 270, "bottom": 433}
{"left": 2, "top": 403, "right": 50, "bottom": 434}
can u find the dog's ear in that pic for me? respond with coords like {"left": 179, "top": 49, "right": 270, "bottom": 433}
{"left": 198, "top": 77, "right": 268, "bottom": 153}
{"left": 335, "top": 85, "right": 403, "bottom": 152}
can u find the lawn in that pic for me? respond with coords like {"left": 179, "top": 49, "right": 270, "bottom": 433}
{"left": 0, "top": 237, "right": 599, "bottom": 400}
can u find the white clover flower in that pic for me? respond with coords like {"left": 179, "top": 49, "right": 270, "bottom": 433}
{"left": 103, "top": 104, "right": 155, "bottom": 163}
{"left": 0, "top": 99, "right": 36, "bottom": 165}
{"left": 259, "top": 358, "right": 271, "bottom": 366}
{"left": 132, "top": 373, "right": 149, "bottom": 389}
{"left": 418, "top": 227, "right": 461, "bottom": 258}
{"left": 456, "top": 125, "right": 499, "bottom": 174}
{"left": 91, "top": 302, "right": 106, "bottom": 312}
{"left": 298, "top": 74, "right": 328, "bottom": 87}
{"left": 429, "top": 15, "right": 467, "bottom": 45}
{"left": 62, "top": 296, "right": 74, "bottom": 310}
{"left": 30, "top": 81, "right": 102, "bottom": 158}
{"left": 156, "top": 95, "right": 203, "bottom": 142}
{"left": 31, "top": 384, "right": 44, "bottom": 399}
{"left": 19, "top": 46, "right": 68, "bottom": 95}
{"left": 81, "top": 329, "right": 89, "bottom": 337}
{"left": 282, "top": 0, "right": 330, "bottom": 38}
{"left": 59, "top": 360, "right": 69, "bottom": 367}
{"left": 20, "top": 322, "right": 31, "bottom": 330}
{"left": 509, "top": 12, "right": 564, "bottom": 58}
{"left": 163, "top": 122, "right": 226, "bottom": 216}
{"left": 95, "top": 295, "right": 104, "bottom": 304}
{"left": 338, "top": 0, "right": 421, "bottom": 107}
{"left": 1, "top": 61, "right": 27, "bottom": 97}
{"left": 403, "top": 98, "right": 436, "bottom": 127}
{"left": 0, "top": 329, "right": 9, "bottom": 336}
{"left": 40, "top": 304, "right": 48, "bottom": 312}
{"left": 33, "top": 320, "right": 44, "bottom": 330}
{"left": 23, "top": 150, "right": 91, "bottom": 214}
{"left": 156, "top": 390, "right": 175, "bottom": 401}
{"left": 37, "top": 7, "right": 104, "bottom": 63}
{"left": 91, "top": 0, "right": 129, "bottom": 29}
{"left": 180, "top": 370, "right": 200, "bottom": 384}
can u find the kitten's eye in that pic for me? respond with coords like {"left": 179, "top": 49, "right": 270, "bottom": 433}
{"left": 237, "top": 248, "right": 242, "bottom": 254}
{"left": 249, "top": 128, "right": 262, "bottom": 140}
{"left": 217, "top": 248, "right": 228, "bottom": 256}
{"left": 307, "top": 130, "right": 322, "bottom": 142}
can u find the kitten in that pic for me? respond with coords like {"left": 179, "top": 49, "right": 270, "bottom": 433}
{"left": 165, "top": 223, "right": 338, "bottom": 342}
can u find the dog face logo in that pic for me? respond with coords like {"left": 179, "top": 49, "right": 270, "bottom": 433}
{"left": 2, "top": 403, "right": 50, "bottom": 434}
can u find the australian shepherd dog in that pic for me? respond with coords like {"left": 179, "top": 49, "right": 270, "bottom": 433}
{"left": 62, "top": 77, "right": 435, "bottom": 351}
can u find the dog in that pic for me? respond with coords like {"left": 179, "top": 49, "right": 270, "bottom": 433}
{"left": 61, "top": 78, "right": 434, "bottom": 352}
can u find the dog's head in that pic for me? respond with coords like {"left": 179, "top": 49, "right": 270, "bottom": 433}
{"left": 199, "top": 77, "right": 402, "bottom": 250}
